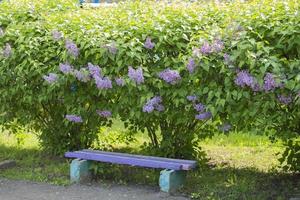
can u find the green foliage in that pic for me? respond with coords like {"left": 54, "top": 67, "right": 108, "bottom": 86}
{"left": 0, "top": 0, "right": 299, "bottom": 171}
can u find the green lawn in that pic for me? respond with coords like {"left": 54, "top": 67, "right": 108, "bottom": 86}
{"left": 0, "top": 127, "right": 299, "bottom": 199}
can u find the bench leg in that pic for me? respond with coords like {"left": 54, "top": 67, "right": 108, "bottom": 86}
{"left": 159, "top": 169, "right": 186, "bottom": 193}
{"left": 70, "top": 159, "right": 91, "bottom": 183}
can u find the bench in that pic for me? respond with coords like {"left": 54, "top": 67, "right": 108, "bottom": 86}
{"left": 65, "top": 149, "right": 197, "bottom": 193}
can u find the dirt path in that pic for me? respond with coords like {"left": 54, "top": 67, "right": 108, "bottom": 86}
{"left": 0, "top": 179, "right": 189, "bottom": 200}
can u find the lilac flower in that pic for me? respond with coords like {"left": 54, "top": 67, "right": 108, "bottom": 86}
{"left": 263, "top": 73, "right": 277, "bottom": 92}
{"left": 106, "top": 42, "right": 117, "bottom": 54}
{"left": 193, "top": 103, "right": 206, "bottom": 112}
{"left": 200, "top": 41, "right": 212, "bottom": 54}
{"left": 65, "top": 115, "right": 83, "bottom": 123}
{"left": 115, "top": 77, "right": 125, "bottom": 86}
{"left": 187, "top": 95, "right": 197, "bottom": 102}
{"left": 218, "top": 123, "right": 232, "bottom": 132}
{"left": 192, "top": 47, "right": 201, "bottom": 57}
{"left": 148, "top": 96, "right": 162, "bottom": 105}
{"left": 158, "top": 68, "right": 181, "bottom": 85}
{"left": 144, "top": 37, "right": 155, "bottom": 49}
{"left": 96, "top": 110, "right": 112, "bottom": 118}
{"left": 250, "top": 82, "right": 262, "bottom": 92}
{"left": 143, "top": 96, "right": 164, "bottom": 113}
{"left": 235, "top": 70, "right": 254, "bottom": 87}
{"left": 277, "top": 94, "right": 292, "bottom": 105}
{"left": 43, "top": 73, "right": 58, "bottom": 84}
{"left": 59, "top": 63, "right": 73, "bottom": 74}
{"left": 65, "top": 39, "right": 79, "bottom": 57}
{"left": 0, "top": 27, "right": 4, "bottom": 36}
{"left": 52, "top": 30, "right": 63, "bottom": 41}
{"left": 187, "top": 58, "right": 196, "bottom": 74}
{"left": 155, "top": 104, "right": 165, "bottom": 112}
{"left": 95, "top": 76, "right": 112, "bottom": 89}
{"left": 223, "top": 53, "right": 230, "bottom": 63}
{"left": 87, "top": 63, "right": 102, "bottom": 78}
{"left": 212, "top": 39, "right": 224, "bottom": 53}
{"left": 3, "top": 43, "right": 12, "bottom": 57}
{"left": 297, "top": 91, "right": 300, "bottom": 97}
{"left": 195, "top": 112, "right": 212, "bottom": 120}
{"left": 73, "top": 69, "right": 90, "bottom": 82}
{"left": 128, "top": 66, "right": 144, "bottom": 85}
{"left": 143, "top": 104, "right": 155, "bottom": 113}
{"left": 236, "top": 25, "right": 244, "bottom": 32}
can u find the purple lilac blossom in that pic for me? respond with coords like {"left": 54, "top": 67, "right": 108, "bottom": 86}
{"left": 223, "top": 53, "right": 230, "bottom": 63}
{"left": 212, "top": 39, "right": 224, "bottom": 53}
{"left": 187, "top": 95, "right": 197, "bottom": 102}
{"left": 65, "top": 115, "right": 83, "bottom": 123}
{"left": 250, "top": 82, "right": 262, "bottom": 92}
{"left": 219, "top": 123, "right": 232, "bottom": 132}
{"left": 143, "top": 104, "right": 155, "bottom": 113}
{"left": 263, "top": 73, "right": 277, "bottom": 92}
{"left": 115, "top": 77, "right": 125, "bottom": 86}
{"left": 3, "top": 43, "right": 12, "bottom": 57}
{"left": 73, "top": 69, "right": 90, "bottom": 82}
{"left": 277, "top": 95, "right": 292, "bottom": 105}
{"left": 128, "top": 66, "right": 144, "bottom": 84}
{"left": 144, "top": 37, "right": 155, "bottom": 49}
{"left": 193, "top": 103, "right": 206, "bottom": 112}
{"left": 95, "top": 76, "right": 112, "bottom": 89}
{"left": 52, "top": 30, "right": 63, "bottom": 41}
{"left": 235, "top": 70, "right": 254, "bottom": 87}
{"left": 143, "top": 96, "right": 164, "bottom": 113}
{"left": 200, "top": 41, "right": 212, "bottom": 54}
{"left": 187, "top": 58, "right": 196, "bottom": 74}
{"left": 87, "top": 63, "right": 102, "bottom": 78}
{"left": 106, "top": 42, "right": 117, "bottom": 54}
{"left": 96, "top": 110, "right": 112, "bottom": 118}
{"left": 155, "top": 104, "right": 165, "bottom": 112}
{"left": 158, "top": 68, "right": 181, "bottom": 85}
{"left": 195, "top": 112, "right": 212, "bottom": 120}
{"left": 43, "top": 73, "right": 58, "bottom": 84}
{"left": 59, "top": 63, "right": 73, "bottom": 74}
{"left": 65, "top": 39, "right": 79, "bottom": 57}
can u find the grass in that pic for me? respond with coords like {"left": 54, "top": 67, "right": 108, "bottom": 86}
{"left": 0, "top": 128, "right": 299, "bottom": 199}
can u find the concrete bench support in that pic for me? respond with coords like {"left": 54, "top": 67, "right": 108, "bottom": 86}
{"left": 159, "top": 169, "right": 186, "bottom": 193}
{"left": 70, "top": 159, "right": 91, "bottom": 183}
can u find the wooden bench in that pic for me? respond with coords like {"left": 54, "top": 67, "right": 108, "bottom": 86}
{"left": 65, "top": 149, "right": 197, "bottom": 192}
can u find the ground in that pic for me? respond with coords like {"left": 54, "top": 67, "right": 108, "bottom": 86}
{"left": 0, "top": 125, "right": 299, "bottom": 199}
{"left": 0, "top": 179, "right": 188, "bottom": 200}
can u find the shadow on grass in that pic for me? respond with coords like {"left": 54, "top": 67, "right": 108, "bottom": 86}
{"left": 185, "top": 166, "right": 300, "bottom": 200}
{"left": 0, "top": 144, "right": 69, "bottom": 185}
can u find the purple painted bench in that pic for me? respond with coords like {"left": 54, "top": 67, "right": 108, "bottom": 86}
{"left": 65, "top": 149, "right": 197, "bottom": 192}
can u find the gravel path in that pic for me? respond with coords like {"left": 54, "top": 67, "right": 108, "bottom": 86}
{"left": 0, "top": 179, "right": 189, "bottom": 200}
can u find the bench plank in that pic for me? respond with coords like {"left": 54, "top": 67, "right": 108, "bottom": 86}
{"left": 82, "top": 149, "right": 196, "bottom": 165}
{"left": 65, "top": 150, "right": 197, "bottom": 170}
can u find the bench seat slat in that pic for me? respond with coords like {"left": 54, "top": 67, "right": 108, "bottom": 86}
{"left": 65, "top": 151, "right": 196, "bottom": 170}
{"left": 81, "top": 149, "right": 196, "bottom": 165}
